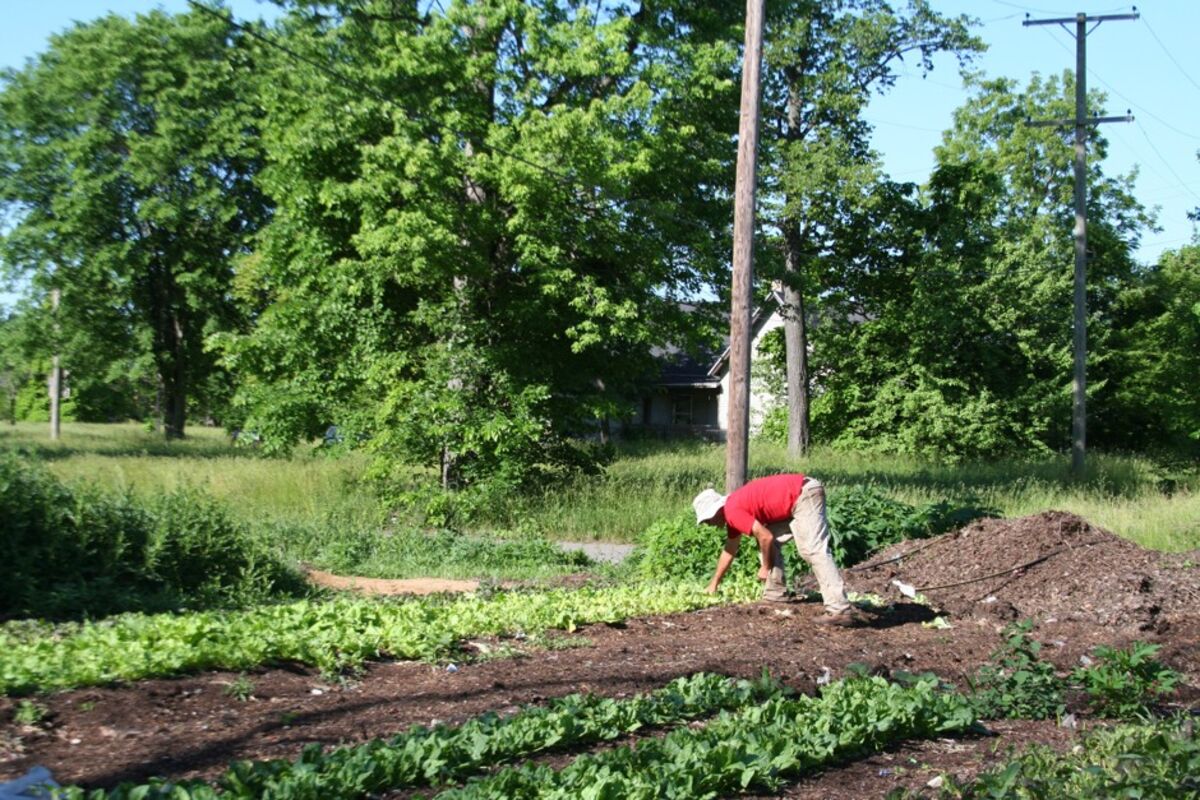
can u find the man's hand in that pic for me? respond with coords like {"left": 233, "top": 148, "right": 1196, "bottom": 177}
{"left": 704, "top": 582, "right": 719, "bottom": 595}
{"left": 757, "top": 566, "right": 768, "bottom": 582}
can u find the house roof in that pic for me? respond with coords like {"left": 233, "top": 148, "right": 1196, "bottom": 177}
{"left": 652, "top": 343, "right": 721, "bottom": 389}
{"left": 706, "top": 291, "right": 784, "bottom": 378}
{"left": 652, "top": 292, "right": 785, "bottom": 389}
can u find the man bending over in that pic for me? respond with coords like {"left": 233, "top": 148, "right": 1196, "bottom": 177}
{"left": 693, "top": 473, "right": 867, "bottom": 627}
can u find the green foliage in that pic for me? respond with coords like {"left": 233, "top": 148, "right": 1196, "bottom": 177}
{"left": 968, "top": 624, "right": 1181, "bottom": 723}
{"left": 219, "top": 1, "right": 740, "bottom": 487}
{"left": 225, "top": 674, "right": 772, "bottom": 800}
{"left": 805, "top": 73, "right": 1157, "bottom": 460}
{"left": 12, "top": 699, "right": 47, "bottom": 726}
{"left": 825, "top": 485, "right": 988, "bottom": 567}
{"left": 905, "top": 717, "right": 1200, "bottom": 799}
{"left": 0, "top": 582, "right": 761, "bottom": 695}
{"left": 223, "top": 674, "right": 255, "bottom": 703}
{"left": 438, "top": 675, "right": 977, "bottom": 799}
{"left": 1097, "top": 245, "right": 1200, "bottom": 455}
{"left": 632, "top": 513, "right": 801, "bottom": 584}
{"left": 1071, "top": 642, "right": 1180, "bottom": 721}
{"left": 967, "top": 621, "right": 1065, "bottom": 720}
{"left": 0, "top": 9, "right": 269, "bottom": 436}
{"left": 0, "top": 456, "right": 301, "bottom": 619}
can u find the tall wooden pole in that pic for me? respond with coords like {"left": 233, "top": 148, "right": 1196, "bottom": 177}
{"left": 1023, "top": 10, "right": 1137, "bottom": 476}
{"left": 1070, "top": 13, "right": 1087, "bottom": 476}
{"left": 725, "top": 0, "right": 766, "bottom": 492}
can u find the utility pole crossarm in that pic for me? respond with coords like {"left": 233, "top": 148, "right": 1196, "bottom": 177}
{"left": 1026, "top": 113, "right": 1133, "bottom": 127}
{"left": 1022, "top": 12, "right": 1140, "bottom": 28}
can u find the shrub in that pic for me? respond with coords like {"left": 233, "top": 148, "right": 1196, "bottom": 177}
{"left": 967, "top": 621, "right": 1065, "bottom": 720}
{"left": 827, "top": 486, "right": 993, "bottom": 567}
{"left": 0, "top": 455, "right": 301, "bottom": 619}
{"left": 1072, "top": 642, "right": 1180, "bottom": 720}
{"left": 633, "top": 513, "right": 804, "bottom": 584}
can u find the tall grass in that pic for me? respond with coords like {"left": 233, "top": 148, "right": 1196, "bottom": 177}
{"left": 0, "top": 422, "right": 378, "bottom": 528}
{"left": 3, "top": 422, "right": 1196, "bottom": 553}
{"left": 502, "top": 441, "right": 1199, "bottom": 550}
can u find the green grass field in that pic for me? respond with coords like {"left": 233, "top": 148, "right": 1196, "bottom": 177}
{"left": 0, "top": 421, "right": 377, "bottom": 528}
{"left": 506, "top": 441, "right": 1199, "bottom": 551}
{"left": 3, "top": 422, "right": 1196, "bottom": 552}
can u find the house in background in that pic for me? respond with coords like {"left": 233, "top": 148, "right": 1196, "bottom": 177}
{"left": 630, "top": 293, "right": 786, "bottom": 440}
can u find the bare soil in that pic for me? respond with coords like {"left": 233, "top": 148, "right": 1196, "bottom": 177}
{"left": 0, "top": 512, "right": 1196, "bottom": 798}
{"left": 305, "top": 569, "right": 481, "bottom": 596}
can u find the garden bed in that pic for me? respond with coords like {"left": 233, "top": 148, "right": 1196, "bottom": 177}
{"left": 1, "top": 511, "right": 1196, "bottom": 797}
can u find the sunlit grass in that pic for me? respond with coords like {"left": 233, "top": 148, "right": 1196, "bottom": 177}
{"left": 511, "top": 441, "right": 1199, "bottom": 551}
{"left": 3, "top": 422, "right": 1196, "bottom": 553}
{"left": 0, "top": 422, "right": 377, "bottom": 527}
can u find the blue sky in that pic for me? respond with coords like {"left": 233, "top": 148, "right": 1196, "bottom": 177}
{"left": 3, "top": 0, "right": 1198, "bottom": 311}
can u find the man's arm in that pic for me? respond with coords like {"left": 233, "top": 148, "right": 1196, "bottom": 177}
{"left": 750, "top": 520, "right": 775, "bottom": 575}
{"left": 705, "top": 534, "right": 741, "bottom": 593}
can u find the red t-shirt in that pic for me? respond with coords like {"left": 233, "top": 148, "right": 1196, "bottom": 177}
{"left": 723, "top": 473, "right": 807, "bottom": 536}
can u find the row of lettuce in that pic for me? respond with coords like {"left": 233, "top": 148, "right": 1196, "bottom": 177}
{"left": 0, "top": 582, "right": 760, "bottom": 695}
{"left": 53, "top": 660, "right": 1195, "bottom": 800}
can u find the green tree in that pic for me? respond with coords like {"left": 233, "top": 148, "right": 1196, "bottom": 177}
{"left": 220, "top": 1, "right": 741, "bottom": 495}
{"left": 758, "top": 0, "right": 981, "bottom": 456}
{"left": 1098, "top": 244, "right": 1200, "bottom": 453}
{"left": 0, "top": 9, "right": 269, "bottom": 436}
{"left": 806, "top": 73, "right": 1152, "bottom": 459}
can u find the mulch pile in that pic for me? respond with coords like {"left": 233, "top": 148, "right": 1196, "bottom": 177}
{"left": 850, "top": 510, "right": 1200, "bottom": 630}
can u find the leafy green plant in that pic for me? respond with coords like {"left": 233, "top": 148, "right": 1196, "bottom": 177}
{"left": 901, "top": 717, "right": 1200, "bottom": 799}
{"left": 0, "top": 456, "right": 304, "bottom": 619}
{"left": 1071, "top": 642, "right": 1180, "bottom": 720}
{"left": 436, "top": 675, "right": 978, "bottom": 800}
{"left": 56, "top": 673, "right": 781, "bottom": 800}
{"left": 12, "top": 699, "right": 47, "bottom": 726}
{"left": 223, "top": 674, "right": 255, "bottom": 703}
{"left": 0, "top": 581, "right": 761, "bottom": 695}
{"left": 632, "top": 513, "right": 803, "bottom": 584}
{"left": 967, "top": 621, "right": 1065, "bottom": 720}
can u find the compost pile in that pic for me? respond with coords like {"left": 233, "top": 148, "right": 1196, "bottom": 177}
{"left": 851, "top": 511, "right": 1200, "bottom": 630}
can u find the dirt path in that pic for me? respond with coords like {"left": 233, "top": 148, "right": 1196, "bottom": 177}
{"left": 305, "top": 569, "right": 481, "bottom": 596}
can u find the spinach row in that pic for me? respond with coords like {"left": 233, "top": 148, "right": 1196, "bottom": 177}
{"left": 58, "top": 672, "right": 781, "bottom": 799}
{"left": 437, "top": 675, "right": 978, "bottom": 799}
{"left": 0, "top": 581, "right": 759, "bottom": 695}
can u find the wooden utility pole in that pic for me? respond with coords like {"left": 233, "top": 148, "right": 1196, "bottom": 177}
{"left": 49, "top": 287, "right": 62, "bottom": 441}
{"left": 725, "top": 0, "right": 766, "bottom": 492}
{"left": 1023, "top": 9, "right": 1136, "bottom": 477}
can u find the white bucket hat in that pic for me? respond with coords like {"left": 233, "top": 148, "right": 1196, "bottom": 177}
{"left": 692, "top": 488, "right": 727, "bottom": 525}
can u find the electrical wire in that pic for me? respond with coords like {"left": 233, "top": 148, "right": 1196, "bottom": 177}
{"left": 1140, "top": 13, "right": 1200, "bottom": 96}
{"left": 1134, "top": 120, "right": 1200, "bottom": 205}
{"left": 1034, "top": 25, "right": 1200, "bottom": 143}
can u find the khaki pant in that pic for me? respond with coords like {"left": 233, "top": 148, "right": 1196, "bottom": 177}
{"left": 761, "top": 478, "right": 851, "bottom": 613}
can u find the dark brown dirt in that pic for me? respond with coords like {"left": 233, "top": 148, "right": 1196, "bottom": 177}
{"left": 749, "top": 719, "right": 1080, "bottom": 799}
{"left": 0, "top": 511, "right": 1196, "bottom": 798}
{"left": 851, "top": 511, "right": 1200, "bottom": 631}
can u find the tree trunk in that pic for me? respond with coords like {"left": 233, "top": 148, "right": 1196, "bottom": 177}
{"left": 160, "top": 311, "right": 188, "bottom": 439}
{"left": 783, "top": 75, "right": 810, "bottom": 457}
{"left": 783, "top": 230, "right": 810, "bottom": 457}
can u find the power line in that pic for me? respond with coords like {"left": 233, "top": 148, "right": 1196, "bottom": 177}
{"left": 1037, "top": 25, "right": 1200, "bottom": 143}
{"left": 1134, "top": 120, "right": 1200, "bottom": 205}
{"left": 1140, "top": 14, "right": 1200, "bottom": 96}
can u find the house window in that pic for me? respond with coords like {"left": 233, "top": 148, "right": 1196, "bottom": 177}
{"left": 672, "top": 395, "right": 693, "bottom": 425}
